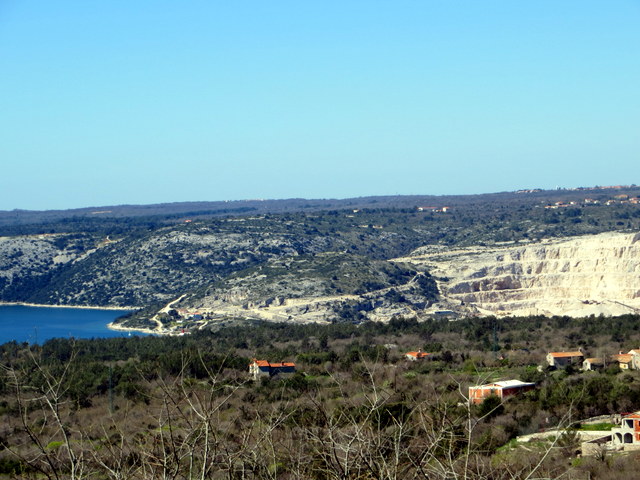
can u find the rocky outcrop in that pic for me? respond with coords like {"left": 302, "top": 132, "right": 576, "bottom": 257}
{"left": 0, "top": 227, "right": 337, "bottom": 307}
{"left": 0, "top": 234, "right": 96, "bottom": 303}
{"left": 163, "top": 253, "right": 439, "bottom": 327}
{"left": 402, "top": 232, "right": 640, "bottom": 317}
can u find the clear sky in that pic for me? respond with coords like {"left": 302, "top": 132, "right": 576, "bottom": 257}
{"left": 1, "top": 1, "right": 638, "bottom": 211}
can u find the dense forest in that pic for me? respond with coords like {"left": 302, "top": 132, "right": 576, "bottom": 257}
{"left": 2, "top": 314, "right": 640, "bottom": 479}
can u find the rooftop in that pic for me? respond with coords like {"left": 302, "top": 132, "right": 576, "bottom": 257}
{"left": 471, "top": 380, "right": 535, "bottom": 389}
{"left": 549, "top": 351, "right": 583, "bottom": 358}
{"left": 406, "top": 351, "right": 430, "bottom": 359}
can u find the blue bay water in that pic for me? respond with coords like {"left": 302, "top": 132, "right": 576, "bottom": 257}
{"left": 0, "top": 305, "right": 138, "bottom": 344}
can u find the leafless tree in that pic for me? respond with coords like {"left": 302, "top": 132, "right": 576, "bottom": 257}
{"left": 0, "top": 346, "right": 87, "bottom": 479}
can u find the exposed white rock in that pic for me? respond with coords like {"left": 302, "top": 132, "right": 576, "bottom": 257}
{"left": 401, "top": 232, "right": 640, "bottom": 318}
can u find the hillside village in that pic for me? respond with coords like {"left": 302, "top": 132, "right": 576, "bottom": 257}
{"left": 543, "top": 194, "right": 640, "bottom": 210}
{"left": 5, "top": 309, "right": 640, "bottom": 478}
{"left": 252, "top": 343, "right": 640, "bottom": 458}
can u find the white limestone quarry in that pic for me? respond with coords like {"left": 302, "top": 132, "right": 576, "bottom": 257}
{"left": 401, "top": 232, "right": 640, "bottom": 318}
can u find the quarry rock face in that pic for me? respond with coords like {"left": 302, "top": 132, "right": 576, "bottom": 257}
{"left": 406, "top": 232, "right": 640, "bottom": 317}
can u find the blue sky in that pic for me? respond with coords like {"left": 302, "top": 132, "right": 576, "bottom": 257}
{"left": 1, "top": 1, "right": 638, "bottom": 211}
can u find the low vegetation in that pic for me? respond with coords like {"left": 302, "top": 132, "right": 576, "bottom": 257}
{"left": 2, "top": 314, "right": 640, "bottom": 478}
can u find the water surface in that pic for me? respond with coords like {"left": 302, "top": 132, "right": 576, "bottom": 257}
{"left": 0, "top": 305, "right": 137, "bottom": 344}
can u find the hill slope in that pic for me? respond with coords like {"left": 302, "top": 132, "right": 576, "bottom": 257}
{"left": 158, "top": 253, "right": 439, "bottom": 326}
{"left": 1, "top": 187, "right": 639, "bottom": 332}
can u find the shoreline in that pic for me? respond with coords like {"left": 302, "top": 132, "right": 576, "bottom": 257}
{"left": 1, "top": 295, "right": 191, "bottom": 337}
{"left": 0, "top": 301, "right": 137, "bottom": 311}
{"left": 1, "top": 302, "right": 188, "bottom": 337}
{"left": 106, "top": 321, "right": 160, "bottom": 335}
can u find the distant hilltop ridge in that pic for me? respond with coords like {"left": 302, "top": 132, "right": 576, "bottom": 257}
{"left": 2, "top": 185, "right": 639, "bottom": 225}
{"left": 516, "top": 184, "right": 637, "bottom": 194}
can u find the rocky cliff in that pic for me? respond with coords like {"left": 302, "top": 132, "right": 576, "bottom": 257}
{"left": 165, "top": 253, "right": 438, "bottom": 326}
{"left": 402, "top": 232, "right": 640, "bottom": 317}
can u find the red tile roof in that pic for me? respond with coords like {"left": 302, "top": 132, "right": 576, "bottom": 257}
{"left": 549, "top": 351, "right": 583, "bottom": 358}
{"left": 613, "top": 354, "right": 633, "bottom": 363}
{"left": 251, "top": 359, "right": 295, "bottom": 368}
{"left": 406, "top": 351, "right": 430, "bottom": 359}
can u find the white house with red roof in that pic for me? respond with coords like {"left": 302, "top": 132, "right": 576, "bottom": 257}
{"left": 546, "top": 350, "right": 584, "bottom": 368}
{"left": 249, "top": 359, "right": 296, "bottom": 380}
{"left": 611, "top": 349, "right": 640, "bottom": 370}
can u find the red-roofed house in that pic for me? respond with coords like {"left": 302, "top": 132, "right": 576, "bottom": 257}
{"left": 249, "top": 359, "right": 296, "bottom": 380}
{"left": 611, "top": 353, "right": 634, "bottom": 370}
{"left": 611, "top": 350, "right": 640, "bottom": 370}
{"left": 468, "top": 380, "right": 536, "bottom": 405}
{"left": 546, "top": 350, "right": 583, "bottom": 368}
{"left": 405, "top": 350, "right": 431, "bottom": 361}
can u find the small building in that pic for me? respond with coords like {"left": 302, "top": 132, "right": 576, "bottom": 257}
{"left": 405, "top": 350, "right": 430, "bottom": 361}
{"left": 468, "top": 380, "right": 535, "bottom": 405}
{"left": 610, "top": 351, "right": 640, "bottom": 370}
{"left": 611, "top": 353, "right": 634, "bottom": 370}
{"left": 582, "top": 357, "right": 605, "bottom": 371}
{"left": 249, "top": 359, "right": 296, "bottom": 380}
{"left": 547, "top": 350, "right": 584, "bottom": 368}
